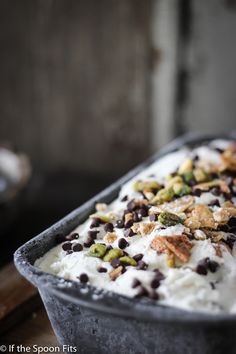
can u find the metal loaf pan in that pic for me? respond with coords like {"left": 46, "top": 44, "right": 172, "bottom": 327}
{"left": 14, "top": 132, "right": 236, "bottom": 354}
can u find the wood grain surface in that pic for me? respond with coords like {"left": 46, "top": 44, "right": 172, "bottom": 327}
{"left": 0, "top": 263, "right": 40, "bottom": 335}
{"left": 0, "top": 0, "right": 152, "bottom": 177}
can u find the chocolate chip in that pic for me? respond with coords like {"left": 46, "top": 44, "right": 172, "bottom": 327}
{"left": 208, "top": 199, "right": 220, "bottom": 207}
{"left": 121, "top": 195, "right": 128, "bottom": 202}
{"left": 215, "top": 147, "right": 224, "bottom": 153}
{"left": 153, "top": 269, "right": 165, "bottom": 281}
{"left": 124, "top": 219, "right": 134, "bottom": 229}
{"left": 133, "top": 253, "right": 144, "bottom": 262}
{"left": 104, "top": 222, "right": 114, "bottom": 232}
{"left": 132, "top": 278, "right": 141, "bottom": 288}
{"left": 150, "top": 278, "right": 160, "bottom": 289}
{"left": 193, "top": 189, "right": 202, "bottom": 197}
{"left": 83, "top": 238, "right": 95, "bottom": 248}
{"left": 228, "top": 217, "right": 236, "bottom": 227}
{"left": 79, "top": 273, "right": 89, "bottom": 283}
{"left": 88, "top": 230, "right": 99, "bottom": 239}
{"left": 118, "top": 238, "right": 129, "bottom": 249}
{"left": 62, "top": 242, "right": 72, "bottom": 251}
{"left": 110, "top": 258, "right": 121, "bottom": 268}
{"left": 97, "top": 267, "right": 107, "bottom": 273}
{"left": 149, "top": 214, "right": 157, "bottom": 222}
{"left": 56, "top": 233, "right": 66, "bottom": 244}
{"left": 134, "top": 286, "right": 149, "bottom": 298}
{"left": 127, "top": 200, "right": 136, "bottom": 212}
{"left": 224, "top": 234, "right": 236, "bottom": 249}
{"left": 196, "top": 258, "right": 209, "bottom": 275}
{"left": 66, "top": 232, "right": 79, "bottom": 241}
{"left": 90, "top": 218, "right": 100, "bottom": 228}
{"left": 211, "top": 187, "right": 221, "bottom": 196}
{"left": 218, "top": 224, "right": 230, "bottom": 232}
{"left": 72, "top": 243, "right": 83, "bottom": 252}
{"left": 149, "top": 291, "right": 159, "bottom": 300}
{"left": 138, "top": 207, "right": 148, "bottom": 217}
{"left": 208, "top": 260, "right": 219, "bottom": 273}
{"left": 124, "top": 228, "right": 136, "bottom": 237}
{"left": 133, "top": 211, "right": 142, "bottom": 222}
{"left": 136, "top": 260, "right": 148, "bottom": 270}
{"left": 115, "top": 219, "right": 124, "bottom": 229}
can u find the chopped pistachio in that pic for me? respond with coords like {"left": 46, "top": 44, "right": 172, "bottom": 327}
{"left": 119, "top": 256, "right": 137, "bottom": 266}
{"left": 193, "top": 168, "right": 209, "bottom": 183}
{"left": 178, "top": 158, "right": 193, "bottom": 175}
{"left": 173, "top": 183, "right": 191, "bottom": 197}
{"left": 133, "top": 180, "right": 161, "bottom": 192}
{"left": 103, "top": 248, "right": 123, "bottom": 262}
{"left": 89, "top": 214, "right": 111, "bottom": 223}
{"left": 88, "top": 243, "right": 107, "bottom": 258}
{"left": 182, "top": 171, "right": 194, "bottom": 184}
{"left": 158, "top": 211, "right": 183, "bottom": 226}
{"left": 166, "top": 176, "right": 183, "bottom": 188}
{"left": 151, "top": 187, "right": 175, "bottom": 205}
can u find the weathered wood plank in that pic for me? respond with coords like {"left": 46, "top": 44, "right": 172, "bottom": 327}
{"left": 0, "top": 0, "right": 152, "bottom": 177}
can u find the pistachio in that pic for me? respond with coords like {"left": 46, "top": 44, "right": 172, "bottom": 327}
{"left": 193, "top": 168, "right": 209, "bottom": 183}
{"left": 89, "top": 214, "right": 111, "bottom": 223}
{"left": 158, "top": 211, "right": 183, "bottom": 226}
{"left": 178, "top": 158, "right": 193, "bottom": 175}
{"left": 88, "top": 243, "right": 107, "bottom": 258}
{"left": 193, "top": 180, "right": 220, "bottom": 192}
{"left": 173, "top": 183, "right": 191, "bottom": 197}
{"left": 133, "top": 180, "right": 161, "bottom": 192}
{"left": 119, "top": 256, "right": 137, "bottom": 266}
{"left": 182, "top": 171, "right": 194, "bottom": 184}
{"left": 166, "top": 176, "right": 183, "bottom": 188}
{"left": 103, "top": 248, "right": 123, "bottom": 262}
{"left": 151, "top": 187, "right": 175, "bottom": 205}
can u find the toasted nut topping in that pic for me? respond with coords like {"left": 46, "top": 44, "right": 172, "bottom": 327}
{"left": 187, "top": 204, "right": 217, "bottom": 229}
{"left": 150, "top": 195, "right": 194, "bottom": 215}
{"left": 95, "top": 203, "right": 107, "bottom": 212}
{"left": 178, "top": 158, "right": 193, "bottom": 175}
{"left": 89, "top": 214, "right": 111, "bottom": 223}
{"left": 158, "top": 212, "right": 183, "bottom": 226}
{"left": 125, "top": 213, "right": 133, "bottom": 224}
{"left": 104, "top": 232, "right": 118, "bottom": 244}
{"left": 151, "top": 235, "right": 192, "bottom": 263}
{"left": 151, "top": 187, "right": 175, "bottom": 205}
{"left": 219, "top": 148, "right": 236, "bottom": 172}
{"left": 109, "top": 266, "right": 123, "bottom": 281}
{"left": 131, "top": 222, "right": 156, "bottom": 235}
{"left": 133, "top": 180, "right": 161, "bottom": 192}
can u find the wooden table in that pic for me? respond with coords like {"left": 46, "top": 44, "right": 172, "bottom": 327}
{"left": 0, "top": 263, "right": 59, "bottom": 352}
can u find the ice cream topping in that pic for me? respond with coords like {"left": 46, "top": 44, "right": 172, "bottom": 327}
{"left": 35, "top": 140, "right": 236, "bottom": 314}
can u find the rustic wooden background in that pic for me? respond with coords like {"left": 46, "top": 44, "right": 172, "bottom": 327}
{"left": 0, "top": 0, "right": 151, "bottom": 178}
{"left": 0, "top": 0, "right": 235, "bottom": 178}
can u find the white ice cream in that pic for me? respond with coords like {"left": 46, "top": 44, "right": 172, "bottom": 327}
{"left": 35, "top": 140, "right": 236, "bottom": 314}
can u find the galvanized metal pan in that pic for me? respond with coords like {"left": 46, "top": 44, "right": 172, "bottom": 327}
{"left": 14, "top": 132, "right": 236, "bottom": 354}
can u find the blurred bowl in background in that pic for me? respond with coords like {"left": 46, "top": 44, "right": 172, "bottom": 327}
{"left": 0, "top": 144, "right": 31, "bottom": 233}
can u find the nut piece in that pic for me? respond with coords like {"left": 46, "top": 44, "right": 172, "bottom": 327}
{"left": 104, "top": 232, "right": 117, "bottom": 244}
{"left": 103, "top": 248, "right": 123, "bottom": 262}
{"left": 95, "top": 203, "right": 107, "bottom": 212}
{"left": 133, "top": 180, "right": 161, "bottom": 192}
{"left": 151, "top": 187, "right": 175, "bottom": 205}
{"left": 150, "top": 195, "right": 194, "bottom": 215}
{"left": 185, "top": 204, "right": 217, "bottom": 229}
{"left": 89, "top": 214, "right": 111, "bottom": 223}
{"left": 88, "top": 243, "right": 107, "bottom": 258}
{"left": 151, "top": 235, "right": 192, "bottom": 263}
{"left": 178, "top": 158, "right": 193, "bottom": 175}
{"left": 119, "top": 256, "right": 137, "bottom": 266}
{"left": 172, "top": 183, "right": 191, "bottom": 197}
{"left": 109, "top": 266, "right": 123, "bottom": 281}
{"left": 131, "top": 222, "right": 156, "bottom": 235}
{"left": 158, "top": 212, "right": 183, "bottom": 226}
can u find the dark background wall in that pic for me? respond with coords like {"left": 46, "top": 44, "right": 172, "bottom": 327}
{"left": 0, "top": 0, "right": 152, "bottom": 178}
